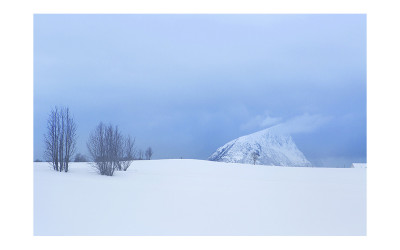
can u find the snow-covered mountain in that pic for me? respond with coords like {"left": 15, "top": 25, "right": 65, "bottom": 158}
{"left": 208, "top": 127, "right": 312, "bottom": 167}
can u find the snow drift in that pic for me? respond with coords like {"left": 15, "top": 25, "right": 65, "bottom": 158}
{"left": 209, "top": 128, "right": 311, "bottom": 167}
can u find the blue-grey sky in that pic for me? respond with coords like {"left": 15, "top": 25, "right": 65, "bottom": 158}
{"left": 34, "top": 14, "right": 366, "bottom": 167}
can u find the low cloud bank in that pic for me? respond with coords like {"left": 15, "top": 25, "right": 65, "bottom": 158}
{"left": 242, "top": 113, "right": 332, "bottom": 135}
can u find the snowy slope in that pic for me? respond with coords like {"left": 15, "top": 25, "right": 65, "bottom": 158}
{"left": 209, "top": 128, "right": 312, "bottom": 167}
{"left": 34, "top": 160, "right": 366, "bottom": 236}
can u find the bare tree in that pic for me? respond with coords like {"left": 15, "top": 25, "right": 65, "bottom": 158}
{"left": 44, "top": 107, "right": 60, "bottom": 171}
{"left": 251, "top": 151, "right": 259, "bottom": 165}
{"left": 44, "top": 106, "right": 77, "bottom": 172}
{"left": 58, "top": 110, "right": 64, "bottom": 171}
{"left": 145, "top": 147, "right": 153, "bottom": 160}
{"left": 63, "top": 107, "right": 77, "bottom": 172}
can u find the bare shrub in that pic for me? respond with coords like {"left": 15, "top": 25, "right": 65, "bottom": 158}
{"left": 74, "top": 153, "right": 88, "bottom": 162}
{"left": 145, "top": 147, "right": 153, "bottom": 160}
{"left": 251, "top": 151, "right": 259, "bottom": 165}
{"left": 121, "top": 136, "right": 135, "bottom": 171}
{"left": 137, "top": 149, "right": 144, "bottom": 160}
{"left": 87, "top": 122, "right": 135, "bottom": 176}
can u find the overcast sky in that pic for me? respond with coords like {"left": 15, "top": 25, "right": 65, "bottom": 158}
{"left": 34, "top": 14, "right": 366, "bottom": 167}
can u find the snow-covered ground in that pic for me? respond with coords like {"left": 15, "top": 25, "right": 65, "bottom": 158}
{"left": 34, "top": 160, "right": 366, "bottom": 236}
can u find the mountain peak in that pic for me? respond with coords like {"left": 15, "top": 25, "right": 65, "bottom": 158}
{"left": 208, "top": 127, "right": 311, "bottom": 167}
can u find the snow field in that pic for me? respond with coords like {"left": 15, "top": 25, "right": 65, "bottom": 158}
{"left": 34, "top": 159, "right": 366, "bottom": 235}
